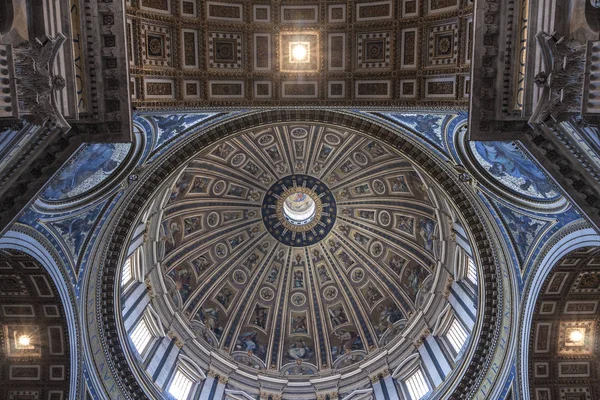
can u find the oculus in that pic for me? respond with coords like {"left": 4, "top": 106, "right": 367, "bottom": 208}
{"left": 262, "top": 175, "right": 336, "bottom": 246}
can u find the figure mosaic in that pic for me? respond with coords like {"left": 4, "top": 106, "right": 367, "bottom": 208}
{"left": 293, "top": 271, "right": 304, "bottom": 288}
{"left": 236, "top": 331, "right": 266, "bottom": 360}
{"left": 340, "top": 160, "right": 357, "bottom": 174}
{"left": 473, "top": 141, "right": 558, "bottom": 199}
{"left": 287, "top": 339, "right": 314, "bottom": 361}
{"left": 332, "top": 329, "right": 363, "bottom": 359}
{"left": 227, "top": 185, "right": 245, "bottom": 197}
{"left": 242, "top": 253, "right": 260, "bottom": 270}
{"left": 229, "top": 234, "right": 245, "bottom": 249}
{"left": 396, "top": 216, "right": 414, "bottom": 235}
{"left": 191, "top": 177, "right": 210, "bottom": 193}
{"left": 318, "top": 145, "right": 333, "bottom": 161}
{"left": 390, "top": 175, "right": 409, "bottom": 192}
{"left": 212, "top": 143, "right": 234, "bottom": 159}
{"left": 418, "top": 217, "right": 436, "bottom": 253}
{"left": 266, "top": 266, "right": 280, "bottom": 284}
{"left": 202, "top": 307, "right": 224, "bottom": 339}
{"left": 402, "top": 264, "right": 429, "bottom": 298}
{"left": 169, "top": 173, "right": 193, "bottom": 202}
{"left": 43, "top": 143, "right": 123, "bottom": 200}
{"left": 353, "top": 232, "right": 370, "bottom": 247}
{"left": 328, "top": 306, "right": 348, "bottom": 327}
{"left": 251, "top": 304, "right": 269, "bottom": 329}
{"left": 161, "top": 220, "right": 181, "bottom": 255}
{"left": 168, "top": 266, "right": 193, "bottom": 302}
{"left": 363, "top": 284, "right": 383, "bottom": 306}
{"left": 365, "top": 141, "right": 386, "bottom": 158}
{"left": 353, "top": 184, "right": 371, "bottom": 195}
{"left": 184, "top": 217, "right": 200, "bottom": 235}
{"left": 375, "top": 304, "right": 403, "bottom": 337}
{"left": 191, "top": 254, "right": 212, "bottom": 276}
{"left": 359, "top": 210, "right": 375, "bottom": 220}
{"left": 215, "top": 286, "right": 233, "bottom": 309}
{"left": 318, "top": 265, "right": 332, "bottom": 283}
{"left": 290, "top": 314, "right": 308, "bottom": 334}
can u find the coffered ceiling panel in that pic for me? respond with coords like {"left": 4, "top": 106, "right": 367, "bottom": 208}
{"left": 125, "top": 0, "right": 473, "bottom": 109}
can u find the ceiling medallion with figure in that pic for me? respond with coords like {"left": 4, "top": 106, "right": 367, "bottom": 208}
{"left": 263, "top": 174, "right": 336, "bottom": 246}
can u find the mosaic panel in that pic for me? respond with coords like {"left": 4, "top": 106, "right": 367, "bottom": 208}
{"left": 328, "top": 33, "right": 346, "bottom": 71}
{"left": 329, "top": 4, "right": 346, "bottom": 22}
{"left": 253, "top": 5, "right": 271, "bottom": 22}
{"left": 209, "top": 81, "right": 245, "bottom": 98}
{"left": 357, "top": 32, "right": 392, "bottom": 69}
{"left": 427, "top": 22, "right": 459, "bottom": 66}
{"left": 141, "top": 0, "right": 170, "bottom": 12}
{"left": 206, "top": 1, "right": 243, "bottom": 21}
{"left": 140, "top": 23, "right": 172, "bottom": 67}
{"left": 356, "top": 0, "right": 393, "bottom": 21}
{"left": 282, "top": 81, "right": 318, "bottom": 98}
{"left": 182, "top": 29, "right": 198, "bottom": 68}
{"left": 253, "top": 34, "right": 271, "bottom": 71}
{"left": 281, "top": 5, "right": 319, "bottom": 23}
{"left": 208, "top": 32, "right": 243, "bottom": 69}
{"left": 428, "top": 0, "right": 459, "bottom": 13}
{"left": 144, "top": 79, "right": 175, "bottom": 99}
{"left": 355, "top": 81, "right": 391, "bottom": 98}
{"left": 401, "top": 28, "right": 418, "bottom": 68}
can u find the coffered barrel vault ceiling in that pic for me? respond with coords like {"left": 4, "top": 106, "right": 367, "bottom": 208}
{"left": 126, "top": 0, "right": 473, "bottom": 109}
{"left": 0, "top": 250, "right": 70, "bottom": 400}
{"left": 529, "top": 247, "right": 600, "bottom": 400}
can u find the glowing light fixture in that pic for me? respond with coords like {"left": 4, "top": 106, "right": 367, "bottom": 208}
{"left": 18, "top": 335, "right": 30, "bottom": 347}
{"left": 289, "top": 42, "right": 310, "bottom": 63}
{"left": 568, "top": 329, "right": 584, "bottom": 344}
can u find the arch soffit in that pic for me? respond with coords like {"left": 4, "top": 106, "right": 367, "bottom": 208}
{"left": 0, "top": 227, "right": 83, "bottom": 399}
{"left": 517, "top": 221, "right": 600, "bottom": 398}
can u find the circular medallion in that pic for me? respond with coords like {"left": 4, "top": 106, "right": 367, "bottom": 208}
{"left": 233, "top": 269, "right": 247, "bottom": 285}
{"left": 262, "top": 175, "right": 337, "bottom": 246}
{"left": 290, "top": 127, "right": 308, "bottom": 138}
{"left": 258, "top": 134, "right": 275, "bottom": 145}
{"left": 323, "top": 286, "right": 338, "bottom": 300}
{"left": 231, "top": 153, "right": 246, "bottom": 167}
{"left": 291, "top": 293, "right": 306, "bottom": 306}
{"left": 260, "top": 287, "right": 275, "bottom": 301}
{"left": 207, "top": 212, "right": 220, "bottom": 228}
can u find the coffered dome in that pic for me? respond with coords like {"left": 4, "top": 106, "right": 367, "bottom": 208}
{"left": 126, "top": 120, "right": 477, "bottom": 393}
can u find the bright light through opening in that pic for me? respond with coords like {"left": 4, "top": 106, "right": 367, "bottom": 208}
{"left": 569, "top": 330, "right": 584, "bottom": 343}
{"left": 291, "top": 44, "right": 308, "bottom": 62}
{"left": 18, "top": 335, "right": 30, "bottom": 346}
{"left": 283, "top": 193, "right": 316, "bottom": 225}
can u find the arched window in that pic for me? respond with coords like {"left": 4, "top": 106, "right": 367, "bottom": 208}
{"left": 121, "top": 256, "right": 133, "bottom": 287}
{"left": 445, "top": 317, "right": 468, "bottom": 357}
{"left": 130, "top": 317, "right": 153, "bottom": 356}
{"left": 121, "top": 246, "right": 144, "bottom": 292}
{"left": 404, "top": 368, "right": 430, "bottom": 400}
{"left": 167, "top": 368, "right": 194, "bottom": 400}
{"left": 466, "top": 257, "right": 477, "bottom": 286}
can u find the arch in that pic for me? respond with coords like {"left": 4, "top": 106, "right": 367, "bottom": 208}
{"left": 0, "top": 228, "right": 82, "bottom": 399}
{"left": 518, "top": 224, "right": 600, "bottom": 398}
